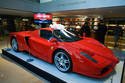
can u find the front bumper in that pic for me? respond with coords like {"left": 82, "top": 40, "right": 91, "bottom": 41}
{"left": 72, "top": 54, "right": 119, "bottom": 78}
{"left": 76, "top": 61, "right": 117, "bottom": 78}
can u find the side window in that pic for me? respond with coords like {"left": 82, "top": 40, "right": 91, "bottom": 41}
{"left": 40, "top": 30, "right": 52, "bottom": 40}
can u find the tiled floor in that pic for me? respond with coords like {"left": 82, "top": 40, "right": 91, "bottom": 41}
{"left": 0, "top": 37, "right": 49, "bottom": 83}
{"left": 0, "top": 36, "right": 125, "bottom": 83}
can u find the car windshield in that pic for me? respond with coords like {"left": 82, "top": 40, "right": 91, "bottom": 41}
{"left": 53, "top": 29, "right": 82, "bottom": 42}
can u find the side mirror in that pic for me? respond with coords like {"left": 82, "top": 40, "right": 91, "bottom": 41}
{"left": 49, "top": 38, "right": 58, "bottom": 43}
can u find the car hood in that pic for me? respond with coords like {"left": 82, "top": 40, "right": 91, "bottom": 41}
{"left": 63, "top": 38, "right": 115, "bottom": 60}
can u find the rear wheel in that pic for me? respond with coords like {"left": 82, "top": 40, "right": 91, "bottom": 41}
{"left": 54, "top": 50, "right": 72, "bottom": 72}
{"left": 11, "top": 38, "right": 19, "bottom": 51}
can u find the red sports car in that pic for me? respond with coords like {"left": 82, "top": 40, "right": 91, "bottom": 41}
{"left": 10, "top": 28, "right": 119, "bottom": 78}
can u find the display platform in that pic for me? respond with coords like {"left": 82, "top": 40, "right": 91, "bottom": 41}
{"left": 2, "top": 48, "right": 124, "bottom": 83}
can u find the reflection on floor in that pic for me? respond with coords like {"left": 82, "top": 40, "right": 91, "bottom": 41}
{"left": 0, "top": 36, "right": 125, "bottom": 83}
{"left": 0, "top": 57, "right": 48, "bottom": 83}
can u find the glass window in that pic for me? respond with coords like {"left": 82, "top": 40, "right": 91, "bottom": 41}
{"left": 40, "top": 30, "right": 52, "bottom": 40}
{"left": 53, "top": 29, "right": 82, "bottom": 42}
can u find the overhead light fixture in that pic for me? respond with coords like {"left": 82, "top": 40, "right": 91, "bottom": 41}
{"left": 97, "top": 16, "right": 103, "bottom": 19}
{"left": 22, "top": 18, "right": 29, "bottom": 21}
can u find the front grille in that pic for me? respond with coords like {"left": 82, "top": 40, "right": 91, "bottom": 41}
{"left": 101, "top": 64, "right": 112, "bottom": 74}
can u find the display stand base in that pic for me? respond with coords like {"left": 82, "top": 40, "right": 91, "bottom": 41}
{"left": 2, "top": 48, "right": 124, "bottom": 83}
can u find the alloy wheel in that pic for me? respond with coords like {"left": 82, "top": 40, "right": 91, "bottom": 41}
{"left": 54, "top": 51, "right": 71, "bottom": 72}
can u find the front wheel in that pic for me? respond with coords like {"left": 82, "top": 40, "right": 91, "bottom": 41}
{"left": 54, "top": 50, "right": 72, "bottom": 72}
{"left": 11, "top": 38, "right": 19, "bottom": 51}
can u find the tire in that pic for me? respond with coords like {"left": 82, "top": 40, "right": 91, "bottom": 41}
{"left": 11, "top": 38, "right": 19, "bottom": 51}
{"left": 54, "top": 50, "right": 72, "bottom": 72}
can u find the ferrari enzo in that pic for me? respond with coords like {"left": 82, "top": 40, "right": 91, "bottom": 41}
{"left": 10, "top": 28, "right": 119, "bottom": 78}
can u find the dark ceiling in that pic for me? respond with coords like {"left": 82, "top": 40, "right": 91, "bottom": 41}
{"left": 51, "top": 6, "right": 125, "bottom": 18}
{"left": 0, "top": 6, "right": 125, "bottom": 18}
{"left": 0, "top": 8, "right": 33, "bottom": 17}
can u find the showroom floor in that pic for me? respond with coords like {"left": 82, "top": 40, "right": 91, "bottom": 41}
{"left": 0, "top": 36, "right": 125, "bottom": 83}
{"left": 0, "top": 36, "right": 49, "bottom": 83}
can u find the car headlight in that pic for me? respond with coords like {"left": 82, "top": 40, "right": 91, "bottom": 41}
{"left": 80, "top": 52, "right": 97, "bottom": 63}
